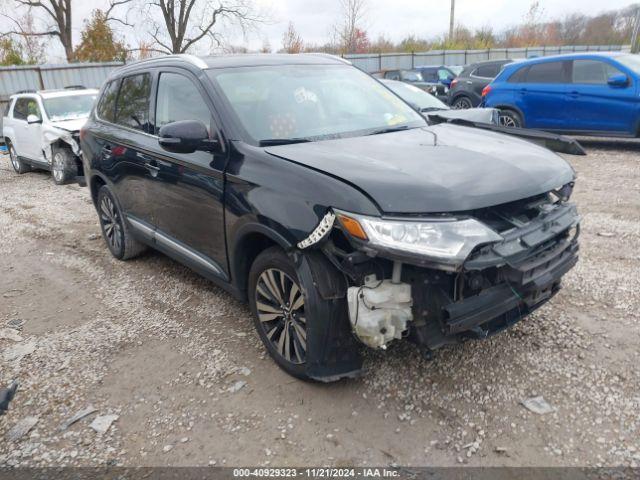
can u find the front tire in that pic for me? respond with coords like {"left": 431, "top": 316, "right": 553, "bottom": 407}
{"left": 97, "top": 185, "right": 147, "bottom": 260}
{"left": 498, "top": 109, "right": 523, "bottom": 128}
{"left": 249, "top": 247, "right": 310, "bottom": 380}
{"left": 51, "top": 147, "right": 78, "bottom": 185}
{"left": 7, "top": 142, "right": 31, "bottom": 174}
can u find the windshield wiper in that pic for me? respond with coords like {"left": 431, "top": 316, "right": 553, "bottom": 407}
{"left": 367, "top": 125, "right": 411, "bottom": 136}
{"left": 259, "top": 138, "right": 311, "bottom": 146}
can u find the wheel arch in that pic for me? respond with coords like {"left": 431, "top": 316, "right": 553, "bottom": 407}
{"left": 494, "top": 104, "right": 525, "bottom": 120}
{"left": 231, "top": 223, "right": 293, "bottom": 298}
{"left": 89, "top": 172, "right": 109, "bottom": 207}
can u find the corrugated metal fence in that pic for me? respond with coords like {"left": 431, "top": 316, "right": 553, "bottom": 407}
{"left": 344, "top": 44, "right": 631, "bottom": 72}
{"left": 0, "top": 62, "right": 123, "bottom": 141}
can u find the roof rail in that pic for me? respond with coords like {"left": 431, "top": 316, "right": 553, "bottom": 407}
{"left": 64, "top": 85, "right": 87, "bottom": 90}
{"left": 122, "top": 53, "right": 208, "bottom": 70}
{"left": 306, "top": 53, "right": 352, "bottom": 65}
{"left": 15, "top": 89, "right": 37, "bottom": 94}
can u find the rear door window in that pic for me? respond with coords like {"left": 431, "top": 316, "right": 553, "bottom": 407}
{"left": 115, "top": 73, "right": 151, "bottom": 132}
{"left": 97, "top": 79, "right": 120, "bottom": 122}
{"left": 572, "top": 60, "right": 623, "bottom": 84}
{"left": 154, "top": 72, "right": 212, "bottom": 135}
{"left": 524, "top": 61, "right": 566, "bottom": 83}
{"left": 474, "top": 64, "right": 499, "bottom": 78}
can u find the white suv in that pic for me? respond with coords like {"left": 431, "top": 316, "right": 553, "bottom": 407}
{"left": 2, "top": 87, "right": 98, "bottom": 185}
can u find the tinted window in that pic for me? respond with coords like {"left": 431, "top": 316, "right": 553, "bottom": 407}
{"left": 474, "top": 64, "right": 498, "bottom": 78}
{"left": 97, "top": 80, "right": 119, "bottom": 122}
{"left": 572, "top": 60, "right": 622, "bottom": 84}
{"left": 508, "top": 66, "right": 529, "bottom": 83}
{"left": 385, "top": 71, "right": 400, "bottom": 81}
{"left": 525, "top": 62, "right": 565, "bottom": 83}
{"left": 115, "top": 73, "right": 151, "bottom": 132}
{"left": 13, "top": 97, "right": 41, "bottom": 121}
{"left": 155, "top": 73, "right": 212, "bottom": 135}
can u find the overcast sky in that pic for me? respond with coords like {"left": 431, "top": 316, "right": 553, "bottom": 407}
{"left": 7, "top": 0, "right": 637, "bottom": 61}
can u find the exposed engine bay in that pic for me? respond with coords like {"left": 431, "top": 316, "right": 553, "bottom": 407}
{"left": 298, "top": 186, "right": 580, "bottom": 354}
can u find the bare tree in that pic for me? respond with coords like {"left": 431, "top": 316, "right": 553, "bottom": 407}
{"left": 143, "top": 0, "right": 260, "bottom": 54}
{"left": 335, "top": 0, "right": 368, "bottom": 53}
{"left": 0, "top": 0, "right": 132, "bottom": 62}
{"left": 281, "top": 21, "right": 303, "bottom": 53}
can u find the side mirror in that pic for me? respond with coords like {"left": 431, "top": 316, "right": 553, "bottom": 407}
{"left": 27, "top": 114, "right": 42, "bottom": 124}
{"left": 158, "top": 120, "right": 220, "bottom": 154}
{"left": 607, "top": 74, "right": 628, "bottom": 88}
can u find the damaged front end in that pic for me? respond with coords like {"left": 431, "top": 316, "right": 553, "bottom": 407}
{"left": 297, "top": 186, "right": 580, "bottom": 359}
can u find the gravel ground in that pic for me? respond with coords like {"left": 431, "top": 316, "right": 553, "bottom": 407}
{"left": 0, "top": 139, "right": 639, "bottom": 468}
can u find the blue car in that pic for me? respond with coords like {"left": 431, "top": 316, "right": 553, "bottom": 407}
{"left": 483, "top": 52, "right": 640, "bottom": 136}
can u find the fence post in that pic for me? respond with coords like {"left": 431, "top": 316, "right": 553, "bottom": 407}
{"left": 411, "top": 51, "right": 415, "bottom": 68}
{"left": 36, "top": 67, "right": 45, "bottom": 90}
{"left": 379, "top": 53, "right": 382, "bottom": 71}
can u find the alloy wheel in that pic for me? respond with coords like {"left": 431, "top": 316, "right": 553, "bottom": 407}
{"left": 498, "top": 114, "right": 518, "bottom": 128}
{"left": 99, "top": 194, "right": 123, "bottom": 253}
{"left": 9, "top": 146, "right": 20, "bottom": 172}
{"left": 255, "top": 268, "right": 306, "bottom": 364}
{"left": 452, "top": 97, "right": 472, "bottom": 109}
{"left": 52, "top": 153, "right": 64, "bottom": 183}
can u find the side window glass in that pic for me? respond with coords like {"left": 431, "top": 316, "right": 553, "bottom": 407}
{"left": 437, "top": 69, "right": 449, "bottom": 80}
{"left": 525, "top": 62, "right": 565, "bottom": 83}
{"left": 97, "top": 79, "right": 120, "bottom": 122}
{"left": 508, "top": 67, "right": 529, "bottom": 83}
{"left": 155, "top": 72, "right": 212, "bottom": 135}
{"left": 115, "top": 73, "right": 151, "bottom": 132}
{"left": 572, "top": 60, "right": 623, "bottom": 84}
{"left": 13, "top": 99, "right": 28, "bottom": 120}
{"left": 475, "top": 64, "right": 498, "bottom": 78}
{"left": 13, "top": 98, "right": 40, "bottom": 120}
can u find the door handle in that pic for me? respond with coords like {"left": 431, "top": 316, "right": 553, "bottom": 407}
{"left": 568, "top": 91, "right": 580, "bottom": 98}
{"left": 519, "top": 88, "right": 527, "bottom": 95}
{"left": 144, "top": 162, "right": 160, "bottom": 171}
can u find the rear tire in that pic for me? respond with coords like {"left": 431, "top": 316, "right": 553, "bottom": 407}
{"left": 249, "top": 247, "right": 311, "bottom": 381}
{"left": 498, "top": 109, "right": 523, "bottom": 128}
{"left": 97, "top": 185, "right": 147, "bottom": 260}
{"left": 7, "top": 142, "right": 31, "bottom": 174}
{"left": 451, "top": 95, "right": 473, "bottom": 110}
{"left": 51, "top": 147, "right": 78, "bottom": 185}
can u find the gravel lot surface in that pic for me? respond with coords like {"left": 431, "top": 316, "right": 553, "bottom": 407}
{"left": 0, "top": 139, "right": 639, "bottom": 468}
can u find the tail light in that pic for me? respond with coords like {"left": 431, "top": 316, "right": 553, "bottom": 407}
{"left": 481, "top": 85, "right": 492, "bottom": 97}
{"left": 450, "top": 79, "right": 458, "bottom": 88}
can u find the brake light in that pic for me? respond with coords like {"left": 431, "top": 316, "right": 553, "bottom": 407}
{"left": 482, "top": 85, "right": 492, "bottom": 97}
{"left": 450, "top": 79, "right": 458, "bottom": 88}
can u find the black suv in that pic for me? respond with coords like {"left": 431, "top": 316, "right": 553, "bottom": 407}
{"left": 81, "top": 54, "right": 580, "bottom": 382}
{"left": 448, "top": 59, "right": 513, "bottom": 109}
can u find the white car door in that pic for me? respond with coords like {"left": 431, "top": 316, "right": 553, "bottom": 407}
{"left": 13, "top": 96, "right": 45, "bottom": 162}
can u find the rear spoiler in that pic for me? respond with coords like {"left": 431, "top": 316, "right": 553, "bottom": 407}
{"left": 428, "top": 116, "right": 587, "bottom": 156}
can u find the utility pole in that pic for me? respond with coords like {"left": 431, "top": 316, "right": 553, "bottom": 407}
{"left": 449, "top": 0, "right": 455, "bottom": 41}
{"left": 631, "top": 7, "right": 640, "bottom": 54}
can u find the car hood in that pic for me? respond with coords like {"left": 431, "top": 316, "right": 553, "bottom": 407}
{"left": 48, "top": 118, "right": 88, "bottom": 132}
{"left": 265, "top": 124, "right": 575, "bottom": 214}
{"left": 427, "top": 107, "right": 498, "bottom": 125}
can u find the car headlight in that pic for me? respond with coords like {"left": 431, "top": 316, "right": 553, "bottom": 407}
{"left": 335, "top": 210, "right": 503, "bottom": 267}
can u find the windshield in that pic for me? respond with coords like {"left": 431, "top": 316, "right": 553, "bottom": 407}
{"left": 43, "top": 94, "right": 96, "bottom": 122}
{"left": 448, "top": 66, "right": 464, "bottom": 76}
{"left": 209, "top": 65, "right": 424, "bottom": 143}
{"left": 616, "top": 54, "right": 640, "bottom": 74}
{"left": 382, "top": 80, "right": 448, "bottom": 111}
